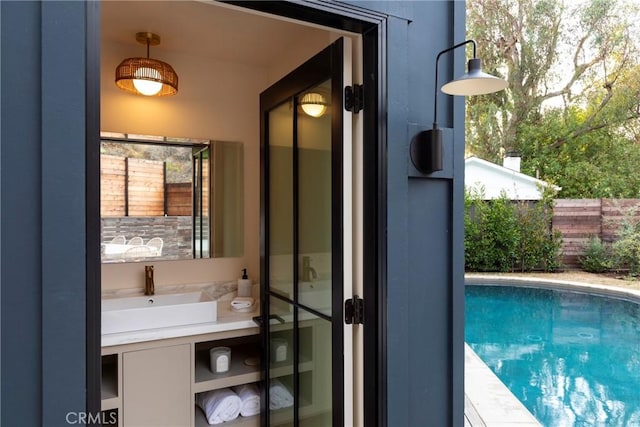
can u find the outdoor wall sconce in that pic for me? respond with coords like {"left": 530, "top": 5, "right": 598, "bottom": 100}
{"left": 115, "top": 32, "right": 179, "bottom": 97}
{"left": 300, "top": 92, "right": 329, "bottom": 117}
{"left": 410, "top": 39, "right": 507, "bottom": 174}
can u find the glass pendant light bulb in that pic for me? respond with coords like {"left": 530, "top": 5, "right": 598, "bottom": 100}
{"left": 133, "top": 67, "right": 163, "bottom": 96}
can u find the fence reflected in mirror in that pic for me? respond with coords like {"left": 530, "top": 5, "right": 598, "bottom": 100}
{"left": 100, "top": 132, "right": 243, "bottom": 263}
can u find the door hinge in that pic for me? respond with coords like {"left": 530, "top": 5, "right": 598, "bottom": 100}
{"left": 345, "top": 296, "right": 364, "bottom": 325}
{"left": 344, "top": 84, "right": 363, "bottom": 114}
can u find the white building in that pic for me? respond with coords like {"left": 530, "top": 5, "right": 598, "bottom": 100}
{"left": 465, "top": 156, "right": 560, "bottom": 200}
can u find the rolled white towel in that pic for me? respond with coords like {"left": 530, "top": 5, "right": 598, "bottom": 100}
{"left": 196, "top": 388, "right": 241, "bottom": 425}
{"left": 232, "top": 383, "right": 261, "bottom": 417}
{"left": 269, "top": 378, "right": 294, "bottom": 410}
{"left": 231, "top": 297, "right": 255, "bottom": 311}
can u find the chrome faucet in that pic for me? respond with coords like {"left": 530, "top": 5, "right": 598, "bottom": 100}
{"left": 144, "top": 265, "right": 155, "bottom": 296}
{"left": 301, "top": 256, "right": 317, "bottom": 282}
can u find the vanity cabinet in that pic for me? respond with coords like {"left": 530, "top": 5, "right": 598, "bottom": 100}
{"left": 101, "top": 317, "right": 327, "bottom": 426}
{"left": 123, "top": 344, "right": 191, "bottom": 427}
{"left": 101, "top": 326, "right": 261, "bottom": 427}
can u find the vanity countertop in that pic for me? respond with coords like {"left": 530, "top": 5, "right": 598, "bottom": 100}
{"left": 101, "top": 282, "right": 259, "bottom": 348}
{"left": 102, "top": 305, "right": 258, "bottom": 347}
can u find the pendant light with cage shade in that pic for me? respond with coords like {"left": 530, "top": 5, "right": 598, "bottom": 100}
{"left": 115, "top": 32, "right": 179, "bottom": 97}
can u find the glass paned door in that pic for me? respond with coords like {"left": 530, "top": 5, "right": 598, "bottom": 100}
{"left": 262, "top": 38, "right": 351, "bottom": 426}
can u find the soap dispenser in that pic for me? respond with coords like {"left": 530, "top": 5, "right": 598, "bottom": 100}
{"left": 237, "top": 269, "right": 252, "bottom": 297}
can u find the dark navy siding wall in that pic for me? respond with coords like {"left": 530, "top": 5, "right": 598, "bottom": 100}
{"left": 2, "top": 2, "right": 88, "bottom": 426}
{"left": 1, "top": 3, "right": 43, "bottom": 426}
{"left": 1, "top": 1, "right": 465, "bottom": 426}
{"left": 346, "top": 1, "right": 466, "bottom": 425}
{"left": 386, "top": 13, "right": 414, "bottom": 427}
{"left": 41, "top": 2, "right": 88, "bottom": 424}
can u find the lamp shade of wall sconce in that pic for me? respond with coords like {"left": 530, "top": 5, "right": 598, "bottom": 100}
{"left": 410, "top": 40, "right": 507, "bottom": 174}
{"left": 300, "top": 92, "right": 328, "bottom": 117}
{"left": 115, "top": 32, "right": 178, "bottom": 97}
{"left": 442, "top": 58, "right": 508, "bottom": 96}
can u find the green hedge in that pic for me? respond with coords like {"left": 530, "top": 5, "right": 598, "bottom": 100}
{"left": 579, "top": 236, "right": 613, "bottom": 273}
{"left": 464, "top": 188, "right": 562, "bottom": 272}
{"left": 578, "top": 211, "right": 640, "bottom": 276}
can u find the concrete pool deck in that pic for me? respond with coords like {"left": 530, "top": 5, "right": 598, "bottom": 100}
{"left": 463, "top": 273, "right": 640, "bottom": 426}
{"left": 464, "top": 343, "right": 541, "bottom": 427}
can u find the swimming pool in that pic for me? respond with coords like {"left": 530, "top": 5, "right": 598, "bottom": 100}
{"left": 466, "top": 284, "right": 640, "bottom": 426}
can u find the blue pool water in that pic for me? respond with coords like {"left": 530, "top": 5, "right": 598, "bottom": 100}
{"left": 465, "top": 285, "right": 640, "bottom": 426}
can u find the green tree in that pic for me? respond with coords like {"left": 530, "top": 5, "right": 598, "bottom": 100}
{"left": 518, "top": 104, "right": 640, "bottom": 198}
{"left": 466, "top": 0, "right": 640, "bottom": 183}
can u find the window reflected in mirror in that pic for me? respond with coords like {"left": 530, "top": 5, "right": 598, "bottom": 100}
{"left": 100, "top": 132, "right": 243, "bottom": 263}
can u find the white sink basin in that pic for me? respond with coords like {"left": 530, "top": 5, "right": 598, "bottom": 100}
{"left": 102, "top": 291, "right": 217, "bottom": 334}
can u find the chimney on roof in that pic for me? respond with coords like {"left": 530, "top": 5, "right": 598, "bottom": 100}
{"left": 503, "top": 151, "right": 521, "bottom": 172}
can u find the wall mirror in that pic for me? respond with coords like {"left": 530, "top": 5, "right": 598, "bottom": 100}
{"left": 100, "top": 132, "right": 243, "bottom": 263}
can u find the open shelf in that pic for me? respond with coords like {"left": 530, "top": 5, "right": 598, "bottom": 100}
{"left": 194, "top": 343, "right": 261, "bottom": 393}
{"left": 269, "top": 354, "right": 313, "bottom": 378}
{"left": 101, "top": 354, "right": 119, "bottom": 411}
{"left": 193, "top": 402, "right": 314, "bottom": 426}
{"left": 194, "top": 405, "right": 259, "bottom": 427}
{"left": 268, "top": 326, "right": 313, "bottom": 374}
{"left": 193, "top": 389, "right": 323, "bottom": 427}
{"left": 193, "top": 342, "right": 312, "bottom": 394}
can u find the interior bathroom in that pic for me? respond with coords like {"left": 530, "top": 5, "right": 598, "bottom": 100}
{"left": 99, "top": 1, "right": 359, "bottom": 425}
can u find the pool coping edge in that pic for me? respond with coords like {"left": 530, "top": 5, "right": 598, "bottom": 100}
{"left": 465, "top": 274, "right": 640, "bottom": 304}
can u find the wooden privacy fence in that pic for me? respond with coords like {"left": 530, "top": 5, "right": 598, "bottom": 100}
{"left": 100, "top": 154, "right": 193, "bottom": 217}
{"left": 552, "top": 199, "right": 640, "bottom": 268}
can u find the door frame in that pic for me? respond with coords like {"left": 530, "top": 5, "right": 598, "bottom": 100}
{"left": 228, "top": 3, "right": 386, "bottom": 425}
{"left": 85, "top": 2, "right": 388, "bottom": 425}
{"left": 86, "top": 0, "right": 103, "bottom": 420}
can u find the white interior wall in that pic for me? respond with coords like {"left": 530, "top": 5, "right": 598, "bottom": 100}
{"left": 266, "top": 33, "right": 340, "bottom": 86}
